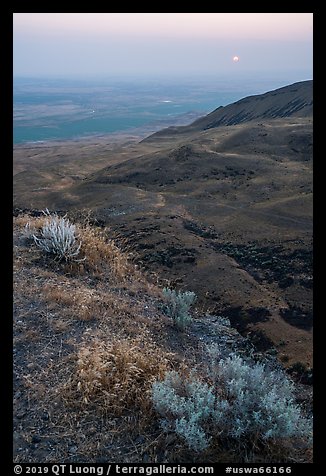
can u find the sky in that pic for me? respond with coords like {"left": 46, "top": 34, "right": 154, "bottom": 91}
{"left": 13, "top": 13, "right": 313, "bottom": 79}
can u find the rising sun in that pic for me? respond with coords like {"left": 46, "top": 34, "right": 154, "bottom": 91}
{"left": 233, "top": 56, "right": 240, "bottom": 62}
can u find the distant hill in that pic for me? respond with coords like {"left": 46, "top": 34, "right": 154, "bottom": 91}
{"left": 144, "top": 80, "right": 312, "bottom": 140}
{"left": 83, "top": 80, "right": 312, "bottom": 190}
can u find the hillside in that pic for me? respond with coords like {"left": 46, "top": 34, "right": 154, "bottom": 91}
{"left": 143, "top": 80, "right": 312, "bottom": 140}
{"left": 13, "top": 80, "right": 313, "bottom": 372}
{"left": 13, "top": 214, "right": 312, "bottom": 463}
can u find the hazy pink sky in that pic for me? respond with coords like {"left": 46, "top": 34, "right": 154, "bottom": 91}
{"left": 13, "top": 13, "right": 313, "bottom": 78}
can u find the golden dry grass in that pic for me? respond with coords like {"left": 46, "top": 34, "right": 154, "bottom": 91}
{"left": 76, "top": 225, "right": 135, "bottom": 280}
{"left": 41, "top": 286, "right": 102, "bottom": 322}
{"left": 14, "top": 213, "right": 48, "bottom": 231}
{"left": 62, "top": 334, "right": 171, "bottom": 416}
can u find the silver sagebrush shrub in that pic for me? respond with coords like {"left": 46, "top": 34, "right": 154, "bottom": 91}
{"left": 152, "top": 371, "right": 215, "bottom": 451}
{"left": 152, "top": 353, "right": 312, "bottom": 452}
{"left": 162, "top": 288, "right": 196, "bottom": 329}
{"left": 33, "top": 213, "right": 82, "bottom": 261}
{"left": 213, "top": 353, "right": 312, "bottom": 440}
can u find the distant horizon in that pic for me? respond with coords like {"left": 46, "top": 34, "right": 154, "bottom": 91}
{"left": 13, "top": 74, "right": 313, "bottom": 146}
{"left": 13, "top": 70, "right": 313, "bottom": 80}
{"left": 13, "top": 71, "right": 313, "bottom": 90}
{"left": 13, "top": 13, "right": 313, "bottom": 79}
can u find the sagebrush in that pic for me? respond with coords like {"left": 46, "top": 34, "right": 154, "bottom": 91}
{"left": 152, "top": 352, "right": 312, "bottom": 452}
{"left": 32, "top": 211, "right": 82, "bottom": 261}
{"left": 162, "top": 287, "right": 196, "bottom": 329}
{"left": 152, "top": 370, "right": 214, "bottom": 451}
{"left": 212, "top": 353, "right": 312, "bottom": 441}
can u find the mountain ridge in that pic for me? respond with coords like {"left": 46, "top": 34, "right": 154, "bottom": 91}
{"left": 143, "top": 80, "right": 312, "bottom": 141}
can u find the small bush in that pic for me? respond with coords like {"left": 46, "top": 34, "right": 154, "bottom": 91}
{"left": 152, "top": 370, "right": 215, "bottom": 451}
{"left": 162, "top": 288, "right": 196, "bottom": 329}
{"left": 152, "top": 353, "right": 312, "bottom": 452}
{"left": 213, "top": 353, "right": 312, "bottom": 441}
{"left": 32, "top": 212, "right": 82, "bottom": 262}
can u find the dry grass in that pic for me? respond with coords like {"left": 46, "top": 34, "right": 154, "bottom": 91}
{"left": 62, "top": 334, "right": 171, "bottom": 417}
{"left": 75, "top": 225, "right": 135, "bottom": 280}
{"left": 15, "top": 213, "right": 48, "bottom": 232}
{"left": 42, "top": 284, "right": 77, "bottom": 307}
{"left": 41, "top": 283, "right": 104, "bottom": 321}
{"left": 40, "top": 280, "right": 161, "bottom": 332}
